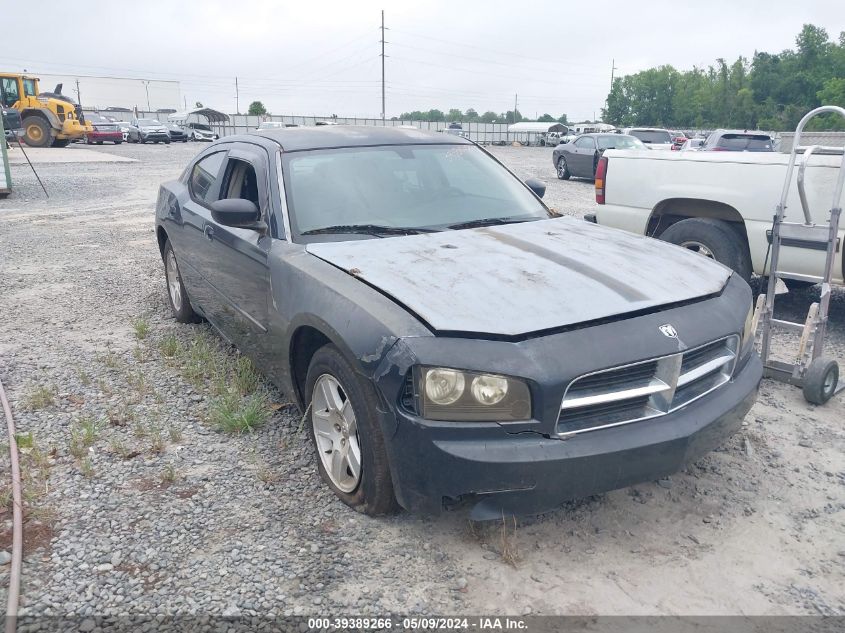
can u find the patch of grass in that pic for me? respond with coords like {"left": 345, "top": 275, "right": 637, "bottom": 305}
{"left": 159, "top": 334, "right": 181, "bottom": 358}
{"left": 161, "top": 464, "right": 177, "bottom": 484}
{"left": 256, "top": 463, "right": 279, "bottom": 484}
{"left": 132, "top": 344, "right": 149, "bottom": 362}
{"left": 149, "top": 425, "right": 166, "bottom": 453}
{"left": 179, "top": 332, "right": 220, "bottom": 387}
{"left": 97, "top": 349, "right": 123, "bottom": 370}
{"left": 133, "top": 421, "right": 147, "bottom": 439}
{"left": 97, "top": 378, "right": 114, "bottom": 396}
{"left": 80, "top": 458, "right": 95, "bottom": 478}
{"left": 126, "top": 370, "right": 149, "bottom": 397}
{"left": 78, "top": 417, "right": 104, "bottom": 446}
{"left": 23, "top": 384, "right": 56, "bottom": 410}
{"left": 208, "top": 390, "right": 271, "bottom": 434}
{"left": 15, "top": 431, "right": 35, "bottom": 450}
{"left": 167, "top": 425, "right": 183, "bottom": 443}
{"left": 131, "top": 316, "right": 151, "bottom": 340}
{"left": 233, "top": 356, "right": 261, "bottom": 395}
{"left": 107, "top": 404, "right": 135, "bottom": 427}
{"left": 500, "top": 514, "right": 520, "bottom": 568}
{"left": 76, "top": 369, "right": 92, "bottom": 386}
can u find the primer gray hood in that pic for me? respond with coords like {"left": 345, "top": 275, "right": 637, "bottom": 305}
{"left": 306, "top": 217, "right": 731, "bottom": 337}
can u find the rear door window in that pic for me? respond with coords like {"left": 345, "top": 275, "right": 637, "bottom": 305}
{"left": 629, "top": 130, "right": 672, "bottom": 144}
{"left": 716, "top": 134, "right": 773, "bottom": 151}
{"left": 189, "top": 151, "right": 227, "bottom": 204}
{"left": 574, "top": 136, "right": 595, "bottom": 148}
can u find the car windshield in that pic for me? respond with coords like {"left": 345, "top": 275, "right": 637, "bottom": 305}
{"left": 138, "top": 119, "right": 161, "bottom": 126}
{"left": 597, "top": 135, "right": 645, "bottom": 150}
{"left": 629, "top": 130, "right": 672, "bottom": 144}
{"left": 715, "top": 133, "right": 773, "bottom": 151}
{"left": 282, "top": 144, "right": 549, "bottom": 238}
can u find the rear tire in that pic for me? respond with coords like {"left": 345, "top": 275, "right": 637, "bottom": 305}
{"left": 163, "top": 240, "right": 200, "bottom": 323}
{"left": 556, "top": 156, "right": 570, "bottom": 180}
{"left": 22, "top": 117, "right": 52, "bottom": 148}
{"left": 305, "top": 345, "right": 399, "bottom": 516}
{"left": 802, "top": 357, "right": 839, "bottom": 405}
{"left": 659, "top": 218, "right": 752, "bottom": 282}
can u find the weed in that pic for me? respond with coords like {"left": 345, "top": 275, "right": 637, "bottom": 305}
{"left": 0, "top": 485, "right": 12, "bottom": 508}
{"left": 500, "top": 514, "right": 520, "bottom": 568}
{"left": 15, "top": 431, "right": 35, "bottom": 450}
{"left": 96, "top": 378, "right": 114, "bottom": 396}
{"left": 126, "top": 370, "right": 149, "bottom": 396}
{"left": 149, "top": 425, "right": 166, "bottom": 453}
{"left": 107, "top": 404, "right": 135, "bottom": 427}
{"left": 209, "top": 390, "right": 271, "bottom": 434}
{"left": 159, "top": 334, "right": 180, "bottom": 358}
{"left": 131, "top": 316, "right": 150, "bottom": 340}
{"left": 179, "top": 332, "right": 219, "bottom": 387}
{"left": 23, "top": 384, "right": 56, "bottom": 410}
{"left": 76, "top": 369, "right": 92, "bottom": 386}
{"left": 133, "top": 421, "right": 148, "bottom": 439}
{"left": 78, "top": 417, "right": 103, "bottom": 446}
{"left": 233, "top": 356, "right": 261, "bottom": 395}
{"left": 167, "top": 425, "right": 183, "bottom": 443}
{"left": 256, "top": 464, "right": 279, "bottom": 484}
{"left": 161, "top": 464, "right": 177, "bottom": 484}
{"left": 132, "top": 344, "right": 149, "bottom": 362}
{"left": 80, "top": 458, "right": 95, "bottom": 478}
{"left": 98, "top": 349, "right": 123, "bottom": 370}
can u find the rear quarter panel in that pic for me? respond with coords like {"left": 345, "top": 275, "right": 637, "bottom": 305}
{"left": 599, "top": 150, "right": 845, "bottom": 282}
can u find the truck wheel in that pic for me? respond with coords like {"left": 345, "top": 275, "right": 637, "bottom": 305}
{"left": 556, "top": 156, "right": 571, "bottom": 180}
{"left": 305, "top": 345, "right": 399, "bottom": 516}
{"left": 22, "top": 117, "right": 52, "bottom": 148}
{"left": 802, "top": 357, "right": 838, "bottom": 405}
{"left": 659, "top": 218, "right": 752, "bottom": 281}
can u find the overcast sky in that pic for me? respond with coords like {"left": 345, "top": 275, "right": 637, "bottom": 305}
{"left": 3, "top": 0, "right": 844, "bottom": 121}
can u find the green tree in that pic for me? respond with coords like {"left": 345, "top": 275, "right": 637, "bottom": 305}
{"left": 447, "top": 108, "right": 463, "bottom": 121}
{"left": 480, "top": 111, "right": 498, "bottom": 123}
{"left": 464, "top": 108, "right": 479, "bottom": 121}
{"left": 248, "top": 101, "right": 268, "bottom": 116}
{"left": 537, "top": 113, "right": 555, "bottom": 122}
{"left": 557, "top": 114, "right": 569, "bottom": 125}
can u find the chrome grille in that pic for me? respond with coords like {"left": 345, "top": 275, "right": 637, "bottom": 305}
{"left": 557, "top": 336, "right": 739, "bottom": 437}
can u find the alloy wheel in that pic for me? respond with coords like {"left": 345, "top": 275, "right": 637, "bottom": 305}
{"left": 165, "top": 249, "right": 183, "bottom": 311}
{"left": 311, "top": 374, "right": 362, "bottom": 493}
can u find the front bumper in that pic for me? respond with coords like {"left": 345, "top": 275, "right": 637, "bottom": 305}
{"left": 89, "top": 131, "right": 123, "bottom": 142}
{"left": 386, "top": 353, "right": 760, "bottom": 517}
{"left": 140, "top": 132, "right": 170, "bottom": 141}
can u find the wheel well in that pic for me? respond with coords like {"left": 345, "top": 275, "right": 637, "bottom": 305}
{"left": 20, "top": 109, "right": 57, "bottom": 129}
{"left": 156, "top": 227, "right": 169, "bottom": 259}
{"left": 647, "top": 198, "right": 749, "bottom": 244}
{"left": 289, "top": 326, "right": 332, "bottom": 407}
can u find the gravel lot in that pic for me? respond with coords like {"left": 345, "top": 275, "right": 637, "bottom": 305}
{"left": 1, "top": 141, "right": 843, "bottom": 620}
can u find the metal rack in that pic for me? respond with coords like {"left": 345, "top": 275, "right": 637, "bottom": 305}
{"left": 755, "top": 105, "right": 845, "bottom": 404}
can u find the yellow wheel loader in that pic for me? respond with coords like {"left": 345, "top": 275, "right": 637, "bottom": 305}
{"left": 0, "top": 73, "right": 92, "bottom": 147}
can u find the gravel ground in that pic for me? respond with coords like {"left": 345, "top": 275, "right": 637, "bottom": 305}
{"left": 0, "top": 142, "right": 843, "bottom": 620}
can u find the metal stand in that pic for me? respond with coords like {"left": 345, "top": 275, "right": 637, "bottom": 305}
{"left": 755, "top": 105, "right": 845, "bottom": 404}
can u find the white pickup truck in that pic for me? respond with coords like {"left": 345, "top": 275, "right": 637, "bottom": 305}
{"left": 589, "top": 149, "right": 845, "bottom": 286}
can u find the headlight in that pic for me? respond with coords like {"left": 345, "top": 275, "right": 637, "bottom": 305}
{"left": 418, "top": 367, "right": 531, "bottom": 421}
{"left": 741, "top": 301, "right": 755, "bottom": 350}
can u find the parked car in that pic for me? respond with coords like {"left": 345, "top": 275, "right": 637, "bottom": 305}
{"left": 167, "top": 123, "right": 188, "bottom": 142}
{"left": 679, "top": 138, "right": 705, "bottom": 151}
{"left": 586, "top": 148, "right": 844, "bottom": 285}
{"left": 184, "top": 121, "right": 219, "bottom": 141}
{"left": 81, "top": 113, "right": 123, "bottom": 145}
{"left": 128, "top": 119, "right": 170, "bottom": 144}
{"left": 553, "top": 133, "right": 645, "bottom": 179}
{"left": 670, "top": 132, "right": 688, "bottom": 150}
{"left": 538, "top": 131, "right": 563, "bottom": 146}
{"left": 103, "top": 116, "right": 132, "bottom": 141}
{"left": 155, "top": 126, "right": 761, "bottom": 518}
{"left": 256, "top": 121, "right": 297, "bottom": 132}
{"left": 700, "top": 130, "right": 774, "bottom": 152}
{"left": 620, "top": 127, "right": 674, "bottom": 150}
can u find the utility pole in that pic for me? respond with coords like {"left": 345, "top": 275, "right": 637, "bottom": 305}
{"left": 609, "top": 58, "right": 617, "bottom": 92}
{"left": 142, "top": 80, "right": 151, "bottom": 112}
{"left": 380, "top": 10, "right": 386, "bottom": 122}
{"left": 235, "top": 77, "right": 240, "bottom": 114}
{"left": 75, "top": 79, "right": 82, "bottom": 107}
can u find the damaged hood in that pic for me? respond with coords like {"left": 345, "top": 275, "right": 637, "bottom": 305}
{"left": 306, "top": 217, "right": 731, "bottom": 337}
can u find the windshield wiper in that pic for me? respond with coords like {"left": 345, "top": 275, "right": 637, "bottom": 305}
{"left": 301, "top": 224, "right": 438, "bottom": 237}
{"left": 447, "top": 217, "right": 534, "bottom": 230}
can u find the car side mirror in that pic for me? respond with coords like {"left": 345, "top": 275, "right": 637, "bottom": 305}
{"left": 210, "top": 199, "right": 266, "bottom": 232}
{"left": 525, "top": 177, "right": 546, "bottom": 199}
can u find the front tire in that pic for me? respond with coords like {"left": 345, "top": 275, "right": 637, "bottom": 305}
{"left": 556, "top": 156, "right": 570, "bottom": 180}
{"left": 22, "top": 116, "right": 52, "bottom": 148}
{"left": 659, "top": 218, "right": 752, "bottom": 281}
{"left": 163, "top": 240, "right": 200, "bottom": 323}
{"left": 305, "top": 345, "right": 398, "bottom": 516}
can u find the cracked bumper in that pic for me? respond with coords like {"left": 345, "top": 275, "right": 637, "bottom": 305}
{"left": 385, "top": 354, "right": 761, "bottom": 517}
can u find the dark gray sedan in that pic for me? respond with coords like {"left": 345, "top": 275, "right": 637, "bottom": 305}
{"left": 155, "top": 127, "right": 760, "bottom": 518}
{"left": 553, "top": 133, "right": 645, "bottom": 180}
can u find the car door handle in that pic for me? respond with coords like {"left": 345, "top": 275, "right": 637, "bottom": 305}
{"left": 204, "top": 225, "right": 215, "bottom": 241}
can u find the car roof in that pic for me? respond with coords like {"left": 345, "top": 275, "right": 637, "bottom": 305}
{"left": 250, "top": 125, "right": 472, "bottom": 151}
{"left": 710, "top": 129, "right": 772, "bottom": 136}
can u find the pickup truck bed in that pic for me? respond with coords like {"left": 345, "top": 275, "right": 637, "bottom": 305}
{"left": 595, "top": 149, "right": 845, "bottom": 285}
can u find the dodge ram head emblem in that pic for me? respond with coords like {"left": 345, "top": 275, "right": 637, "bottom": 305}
{"left": 659, "top": 324, "right": 678, "bottom": 338}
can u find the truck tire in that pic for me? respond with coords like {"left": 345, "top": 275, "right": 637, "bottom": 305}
{"left": 660, "top": 218, "right": 752, "bottom": 281}
{"left": 22, "top": 116, "right": 52, "bottom": 148}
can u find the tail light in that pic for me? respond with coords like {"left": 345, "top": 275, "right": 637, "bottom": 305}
{"left": 595, "top": 156, "right": 608, "bottom": 204}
